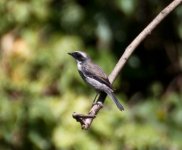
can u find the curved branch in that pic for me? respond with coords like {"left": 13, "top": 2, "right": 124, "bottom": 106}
{"left": 109, "top": 0, "right": 182, "bottom": 83}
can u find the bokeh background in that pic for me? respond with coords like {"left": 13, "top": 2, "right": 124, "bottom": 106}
{"left": 0, "top": 0, "right": 182, "bottom": 150}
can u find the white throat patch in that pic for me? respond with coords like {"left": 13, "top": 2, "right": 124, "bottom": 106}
{"left": 77, "top": 61, "right": 82, "bottom": 71}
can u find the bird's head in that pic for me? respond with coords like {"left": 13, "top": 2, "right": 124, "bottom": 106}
{"left": 68, "top": 51, "right": 90, "bottom": 63}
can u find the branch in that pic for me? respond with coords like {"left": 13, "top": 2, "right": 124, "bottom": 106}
{"left": 109, "top": 0, "right": 182, "bottom": 83}
{"left": 72, "top": 0, "right": 182, "bottom": 129}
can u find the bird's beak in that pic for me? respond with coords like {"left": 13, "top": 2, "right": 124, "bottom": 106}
{"left": 68, "top": 52, "right": 76, "bottom": 59}
{"left": 68, "top": 52, "right": 73, "bottom": 56}
{"left": 68, "top": 52, "right": 75, "bottom": 58}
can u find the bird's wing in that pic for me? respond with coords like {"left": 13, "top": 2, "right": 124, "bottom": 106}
{"left": 82, "top": 62, "right": 113, "bottom": 89}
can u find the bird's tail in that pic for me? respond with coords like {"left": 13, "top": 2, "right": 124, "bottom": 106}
{"left": 106, "top": 90, "right": 124, "bottom": 111}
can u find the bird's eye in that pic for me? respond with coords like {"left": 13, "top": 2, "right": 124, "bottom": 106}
{"left": 76, "top": 53, "right": 85, "bottom": 61}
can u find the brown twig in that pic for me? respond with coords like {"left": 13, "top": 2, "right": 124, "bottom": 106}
{"left": 73, "top": 92, "right": 106, "bottom": 129}
{"left": 72, "top": 0, "right": 182, "bottom": 130}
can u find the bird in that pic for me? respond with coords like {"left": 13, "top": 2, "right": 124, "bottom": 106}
{"left": 68, "top": 51, "right": 124, "bottom": 111}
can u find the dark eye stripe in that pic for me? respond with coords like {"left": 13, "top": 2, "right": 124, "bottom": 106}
{"left": 75, "top": 53, "right": 86, "bottom": 61}
{"left": 76, "top": 53, "right": 82, "bottom": 58}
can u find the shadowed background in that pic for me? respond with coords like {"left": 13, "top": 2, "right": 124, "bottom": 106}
{"left": 0, "top": 0, "right": 182, "bottom": 150}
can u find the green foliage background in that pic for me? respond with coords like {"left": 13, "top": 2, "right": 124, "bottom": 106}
{"left": 0, "top": 0, "right": 182, "bottom": 150}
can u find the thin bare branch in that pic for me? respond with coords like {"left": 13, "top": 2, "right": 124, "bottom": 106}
{"left": 109, "top": 0, "right": 182, "bottom": 83}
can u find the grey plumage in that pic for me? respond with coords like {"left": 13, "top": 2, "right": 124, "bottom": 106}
{"left": 68, "top": 51, "right": 124, "bottom": 111}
